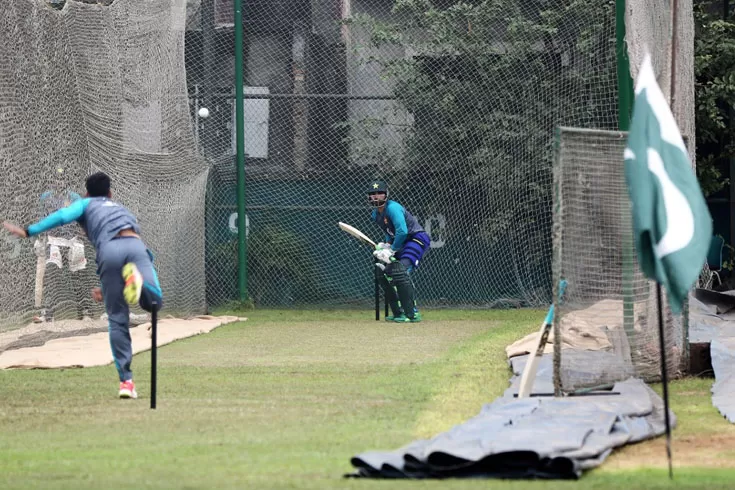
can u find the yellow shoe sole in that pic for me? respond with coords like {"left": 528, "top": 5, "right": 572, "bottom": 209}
{"left": 122, "top": 263, "right": 142, "bottom": 305}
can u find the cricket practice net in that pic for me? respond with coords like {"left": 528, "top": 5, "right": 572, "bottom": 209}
{"left": 0, "top": 0, "right": 206, "bottom": 352}
{"left": 552, "top": 128, "right": 686, "bottom": 394}
{"left": 198, "top": 0, "right": 692, "bottom": 311}
{"left": 548, "top": 0, "right": 695, "bottom": 392}
{"left": 0, "top": 0, "right": 695, "bottom": 353}
{"left": 199, "top": 0, "right": 622, "bottom": 308}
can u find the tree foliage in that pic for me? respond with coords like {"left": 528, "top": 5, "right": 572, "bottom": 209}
{"left": 347, "top": 0, "right": 617, "bottom": 281}
{"left": 694, "top": 0, "right": 735, "bottom": 196}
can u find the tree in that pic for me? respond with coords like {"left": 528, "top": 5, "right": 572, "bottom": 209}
{"left": 346, "top": 0, "right": 616, "bottom": 290}
{"left": 694, "top": 0, "right": 735, "bottom": 197}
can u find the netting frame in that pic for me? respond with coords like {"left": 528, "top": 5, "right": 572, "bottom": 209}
{"left": 0, "top": 0, "right": 208, "bottom": 352}
{"left": 551, "top": 126, "right": 690, "bottom": 396}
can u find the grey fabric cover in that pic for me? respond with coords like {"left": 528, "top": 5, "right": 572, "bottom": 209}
{"left": 689, "top": 291, "right": 735, "bottom": 423}
{"left": 348, "top": 375, "right": 673, "bottom": 479}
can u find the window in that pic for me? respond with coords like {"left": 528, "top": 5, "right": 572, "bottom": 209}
{"left": 231, "top": 86, "right": 270, "bottom": 159}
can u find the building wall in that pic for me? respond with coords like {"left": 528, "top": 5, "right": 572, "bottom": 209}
{"left": 346, "top": 0, "right": 411, "bottom": 169}
{"left": 186, "top": 0, "right": 350, "bottom": 171}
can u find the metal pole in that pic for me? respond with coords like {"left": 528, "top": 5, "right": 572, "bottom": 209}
{"left": 670, "top": 0, "right": 678, "bottom": 108}
{"left": 235, "top": 0, "right": 248, "bottom": 301}
{"left": 374, "top": 264, "right": 380, "bottom": 321}
{"left": 552, "top": 126, "right": 563, "bottom": 397}
{"left": 616, "top": 0, "right": 634, "bottom": 130}
{"left": 658, "top": 1, "right": 677, "bottom": 477}
{"left": 669, "top": 0, "right": 689, "bottom": 375}
{"left": 616, "top": 0, "right": 636, "bottom": 371}
{"left": 150, "top": 302, "right": 158, "bottom": 410}
{"left": 656, "top": 285, "right": 674, "bottom": 479}
{"left": 202, "top": 0, "right": 214, "bottom": 159}
{"left": 194, "top": 84, "right": 200, "bottom": 150}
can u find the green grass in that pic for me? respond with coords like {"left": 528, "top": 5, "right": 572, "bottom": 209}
{"left": 0, "top": 309, "right": 733, "bottom": 489}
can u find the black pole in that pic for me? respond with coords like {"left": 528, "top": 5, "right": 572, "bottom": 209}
{"left": 374, "top": 263, "right": 380, "bottom": 321}
{"left": 656, "top": 285, "right": 673, "bottom": 479}
{"left": 150, "top": 302, "right": 158, "bottom": 410}
{"left": 661, "top": 0, "right": 677, "bottom": 477}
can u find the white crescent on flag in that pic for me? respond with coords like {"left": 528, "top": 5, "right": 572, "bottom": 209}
{"left": 631, "top": 55, "right": 695, "bottom": 259}
{"left": 646, "top": 148, "right": 695, "bottom": 258}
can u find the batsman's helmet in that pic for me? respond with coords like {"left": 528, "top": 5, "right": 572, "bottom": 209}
{"left": 368, "top": 180, "right": 388, "bottom": 207}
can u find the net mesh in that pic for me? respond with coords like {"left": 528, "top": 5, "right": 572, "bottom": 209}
{"left": 552, "top": 128, "right": 685, "bottom": 393}
{"left": 0, "top": 0, "right": 696, "bottom": 352}
{"left": 0, "top": 0, "right": 206, "bottom": 350}
{"left": 200, "top": 0, "right": 621, "bottom": 308}
{"left": 627, "top": 0, "right": 695, "bottom": 164}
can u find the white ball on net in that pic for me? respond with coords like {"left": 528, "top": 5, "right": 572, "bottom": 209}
{"left": 198, "top": 107, "right": 210, "bottom": 118}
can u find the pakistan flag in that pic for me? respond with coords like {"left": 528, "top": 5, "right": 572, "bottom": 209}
{"left": 624, "top": 54, "right": 713, "bottom": 314}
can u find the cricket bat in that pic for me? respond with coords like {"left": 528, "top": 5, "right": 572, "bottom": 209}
{"left": 338, "top": 222, "right": 376, "bottom": 248}
{"left": 517, "top": 279, "right": 567, "bottom": 398}
{"left": 339, "top": 222, "right": 385, "bottom": 321}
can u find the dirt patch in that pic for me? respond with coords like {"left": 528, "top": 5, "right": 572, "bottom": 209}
{"left": 0, "top": 314, "right": 150, "bottom": 354}
{"left": 0, "top": 318, "right": 106, "bottom": 354}
{"left": 604, "top": 433, "right": 735, "bottom": 469}
{"left": 0, "top": 327, "right": 107, "bottom": 354}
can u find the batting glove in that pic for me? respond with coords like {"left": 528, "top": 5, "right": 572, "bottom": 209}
{"left": 373, "top": 247, "right": 394, "bottom": 264}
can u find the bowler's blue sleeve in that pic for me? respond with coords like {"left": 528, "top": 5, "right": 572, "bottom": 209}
{"left": 386, "top": 202, "right": 408, "bottom": 251}
{"left": 27, "top": 198, "right": 90, "bottom": 236}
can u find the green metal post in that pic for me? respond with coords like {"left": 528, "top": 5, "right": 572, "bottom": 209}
{"left": 616, "top": 0, "right": 636, "bottom": 368}
{"left": 234, "top": 0, "right": 248, "bottom": 301}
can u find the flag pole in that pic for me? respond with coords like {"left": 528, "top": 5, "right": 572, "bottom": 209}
{"left": 656, "top": 284, "right": 673, "bottom": 479}
{"left": 657, "top": 0, "right": 678, "bottom": 480}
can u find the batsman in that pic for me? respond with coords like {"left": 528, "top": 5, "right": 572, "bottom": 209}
{"left": 368, "top": 180, "right": 430, "bottom": 323}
